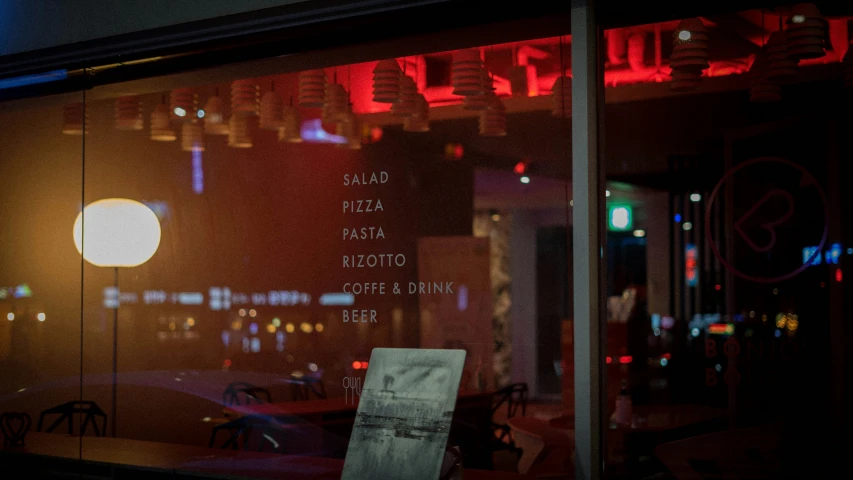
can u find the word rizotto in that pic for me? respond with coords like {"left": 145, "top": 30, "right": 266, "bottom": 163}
{"left": 342, "top": 254, "right": 406, "bottom": 268}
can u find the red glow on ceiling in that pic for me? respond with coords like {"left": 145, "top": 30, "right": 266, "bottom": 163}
{"left": 618, "top": 355, "right": 632, "bottom": 364}
{"left": 836, "top": 269, "right": 842, "bottom": 282}
{"left": 606, "top": 356, "right": 612, "bottom": 364}
{"left": 251, "top": 10, "right": 852, "bottom": 120}
{"left": 715, "top": 284, "right": 722, "bottom": 291}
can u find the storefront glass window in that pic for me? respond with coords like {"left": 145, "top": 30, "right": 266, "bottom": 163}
{"left": 1, "top": 18, "right": 577, "bottom": 478}
{"left": 0, "top": 91, "right": 85, "bottom": 458}
{"left": 600, "top": 3, "right": 851, "bottom": 478}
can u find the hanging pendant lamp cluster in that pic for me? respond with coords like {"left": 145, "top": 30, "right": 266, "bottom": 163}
{"left": 785, "top": 3, "right": 827, "bottom": 60}
{"left": 323, "top": 82, "right": 350, "bottom": 123}
{"left": 479, "top": 93, "right": 507, "bottom": 137}
{"left": 474, "top": 70, "right": 506, "bottom": 137}
{"left": 150, "top": 102, "right": 176, "bottom": 141}
{"left": 227, "top": 115, "right": 253, "bottom": 148}
{"left": 372, "top": 60, "right": 402, "bottom": 103}
{"left": 371, "top": 57, "right": 430, "bottom": 133}
{"left": 259, "top": 86, "right": 284, "bottom": 131}
{"left": 61, "top": 74, "right": 315, "bottom": 146}
{"left": 403, "top": 94, "right": 430, "bottom": 132}
{"left": 181, "top": 122, "right": 205, "bottom": 152}
{"left": 203, "top": 93, "right": 229, "bottom": 135}
{"left": 452, "top": 49, "right": 486, "bottom": 96}
{"left": 170, "top": 88, "right": 205, "bottom": 150}
{"left": 279, "top": 98, "right": 303, "bottom": 143}
{"left": 748, "top": 3, "right": 829, "bottom": 102}
{"left": 336, "top": 112, "right": 363, "bottom": 150}
{"left": 62, "top": 102, "right": 88, "bottom": 135}
{"left": 764, "top": 31, "right": 798, "bottom": 80}
{"left": 749, "top": 55, "right": 782, "bottom": 102}
{"left": 462, "top": 71, "right": 492, "bottom": 111}
{"left": 115, "top": 95, "right": 143, "bottom": 131}
{"left": 170, "top": 88, "right": 198, "bottom": 120}
{"left": 669, "top": 18, "right": 710, "bottom": 92}
{"left": 448, "top": 49, "right": 506, "bottom": 136}
{"left": 391, "top": 75, "right": 418, "bottom": 117}
{"left": 299, "top": 70, "right": 327, "bottom": 108}
{"left": 231, "top": 80, "right": 260, "bottom": 116}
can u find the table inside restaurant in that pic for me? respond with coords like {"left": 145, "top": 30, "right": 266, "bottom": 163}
{"left": 223, "top": 390, "right": 497, "bottom": 469}
{"left": 1, "top": 432, "right": 531, "bottom": 479}
{"left": 605, "top": 404, "right": 728, "bottom": 477}
{"left": 223, "top": 389, "right": 495, "bottom": 420}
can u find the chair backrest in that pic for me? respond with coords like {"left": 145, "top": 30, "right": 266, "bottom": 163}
{"left": 290, "top": 376, "right": 327, "bottom": 401}
{"left": 492, "top": 383, "right": 528, "bottom": 419}
{"left": 209, "top": 415, "right": 287, "bottom": 454}
{"left": 37, "top": 401, "right": 107, "bottom": 437}
{"left": 223, "top": 382, "right": 268, "bottom": 406}
{"left": 240, "top": 418, "right": 288, "bottom": 453}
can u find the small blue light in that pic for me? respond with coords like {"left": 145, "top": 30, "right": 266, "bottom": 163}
{"left": 774, "top": 329, "right": 782, "bottom": 338}
{"left": 829, "top": 243, "right": 842, "bottom": 264}
{"left": 660, "top": 358, "right": 668, "bottom": 367}
{"left": 803, "top": 246, "right": 821, "bottom": 266}
{"left": 674, "top": 214, "right": 682, "bottom": 223}
{"left": 651, "top": 314, "right": 661, "bottom": 329}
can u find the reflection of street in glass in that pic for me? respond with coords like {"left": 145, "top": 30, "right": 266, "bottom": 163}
{"left": 343, "top": 376, "right": 362, "bottom": 405}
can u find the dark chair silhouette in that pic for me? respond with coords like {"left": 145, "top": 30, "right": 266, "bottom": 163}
{"left": 223, "top": 382, "right": 271, "bottom": 406}
{"left": 37, "top": 401, "right": 107, "bottom": 437}
{"left": 242, "top": 386, "right": 272, "bottom": 404}
{"left": 490, "top": 383, "right": 528, "bottom": 454}
{"left": 290, "top": 376, "right": 327, "bottom": 401}
{"left": 209, "top": 415, "right": 287, "bottom": 453}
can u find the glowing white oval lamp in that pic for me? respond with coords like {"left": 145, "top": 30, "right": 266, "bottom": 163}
{"left": 73, "top": 198, "right": 161, "bottom": 267}
{"left": 72, "top": 198, "right": 160, "bottom": 439}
